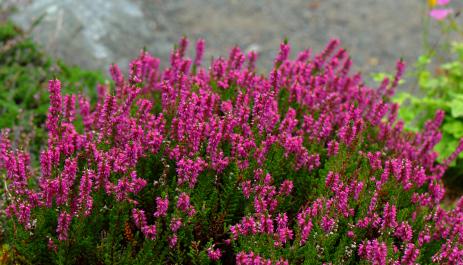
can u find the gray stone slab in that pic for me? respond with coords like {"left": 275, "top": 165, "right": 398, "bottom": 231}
{"left": 6, "top": 0, "right": 461, "bottom": 80}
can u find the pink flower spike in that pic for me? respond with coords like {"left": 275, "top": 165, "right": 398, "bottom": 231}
{"left": 429, "top": 9, "right": 453, "bottom": 20}
{"left": 168, "top": 235, "right": 178, "bottom": 248}
{"left": 153, "top": 196, "right": 169, "bottom": 217}
{"left": 142, "top": 224, "right": 157, "bottom": 240}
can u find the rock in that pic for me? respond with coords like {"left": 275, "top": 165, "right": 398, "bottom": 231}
{"left": 7, "top": 0, "right": 463, "bottom": 81}
{"left": 10, "top": 0, "right": 152, "bottom": 72}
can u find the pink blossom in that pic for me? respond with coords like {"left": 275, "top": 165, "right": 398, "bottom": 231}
{"left": 438, "top": 0, "right": 451, "bottom": 6}
{"left": 177, "top": 193, "right": 190, "bottom": 210}
{"left": 57, "top": 211, "right": 72, "bottom": 241}
{"left": 132, "top": 208, "right": 147, "bottom": 229}
{"left": 142, "top": 224, "right": 157, "bottom": 240}
{"left": 207, "top": 246, "right": 222, "bottom": 261}
{"left": 168, "top": 235, "right": 178, "bottom": 248}
{"left": 153, "top": 196, "right": 169, "bottom": 217}
{"left": 401, "top": 243, "right": 420, "bottom": 265}
{"left": 170, "top": 217, "right": 182, "bottom": 232}
{"left": 194, "top": 39, "right": 205, "bottom": 67}
{"left": 430, "top": 9, "right": 453, "bottom": 20}
{"left": 279, "top": 180, "right": 294, "bottom": 196}
{"left": 358, "top": 239, "right": 388, "bottom": 265}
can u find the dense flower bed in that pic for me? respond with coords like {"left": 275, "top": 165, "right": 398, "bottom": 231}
{"left": 1, "top": 38, "right": 463, "bottom": 264}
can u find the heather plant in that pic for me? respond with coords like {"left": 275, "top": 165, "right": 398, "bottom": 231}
{"left": 1, "top": 37, "right": 463, "bottom": 265}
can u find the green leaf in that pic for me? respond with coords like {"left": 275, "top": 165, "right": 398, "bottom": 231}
{"left": 393, "top": 92, "right": 412, "bottom": 105}
{"left": 416, "top": 54, "right": 431, "bottom": 67}
{"left": 450, "top": 94, "right": 463, "bottom": 118}
{"left": 371, "top": 72, "right": 393, "bottom": 83}
{"left": 442, "top": 120, "right": 463, "bottom": 138}
{"left": 435, "top": 134, "right": 459, "bottom": 162}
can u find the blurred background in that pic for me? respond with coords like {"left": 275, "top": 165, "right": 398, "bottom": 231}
{"left": 1, "top": 0, "right": 457, "bottom": 75}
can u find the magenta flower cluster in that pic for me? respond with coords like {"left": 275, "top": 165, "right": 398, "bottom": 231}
{"left": 1, "top": 37, "right": 463, "bottom": 264}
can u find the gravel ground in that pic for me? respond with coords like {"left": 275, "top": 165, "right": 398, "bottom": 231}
{"left": 1, "top": 0, "right": 461, "bottom": 82}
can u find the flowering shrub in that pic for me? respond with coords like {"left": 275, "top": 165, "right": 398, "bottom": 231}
{"left": 1, "top": 38, "right": 463, "bottom": 264}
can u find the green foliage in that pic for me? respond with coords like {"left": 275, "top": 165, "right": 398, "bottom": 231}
{"left": 390, "top": 43, "right": 463, "bottom": 162}
{"left": 0, "top": 21, "right": 106, "bottom": 160}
